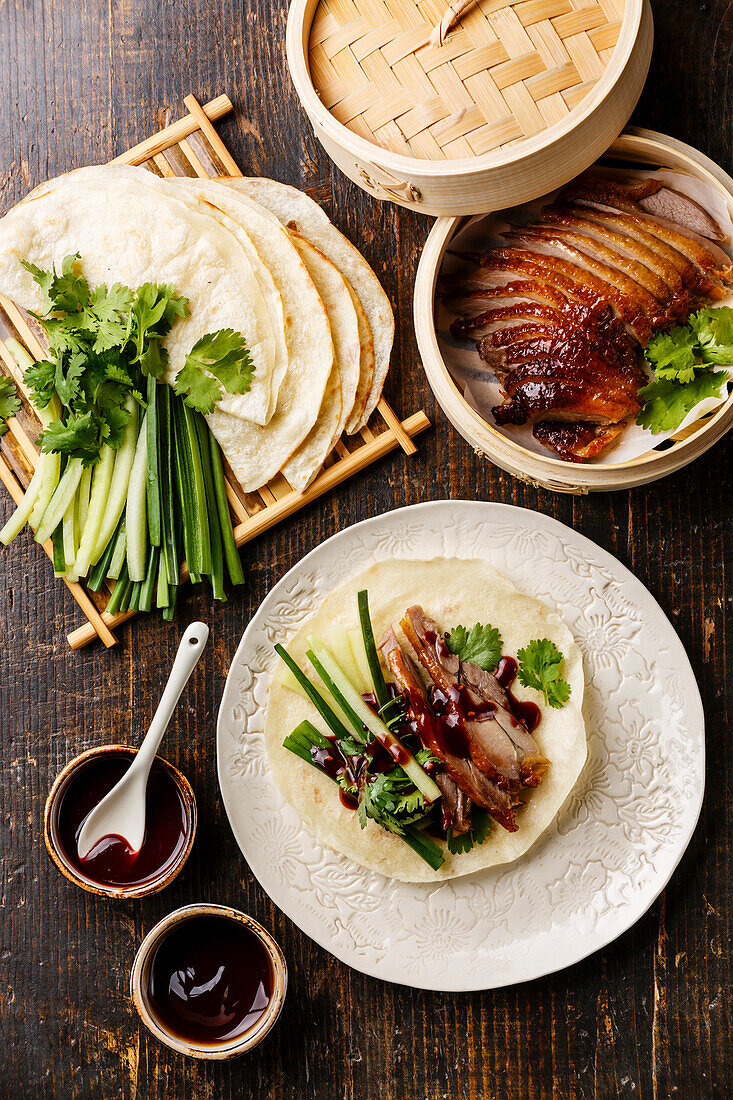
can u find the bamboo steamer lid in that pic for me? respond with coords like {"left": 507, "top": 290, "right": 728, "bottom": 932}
{"left": 413, "top": 129, "right": 733, "bottom": 493}
{"left": 287, "top": 0, "right": 653, "bottom": 214}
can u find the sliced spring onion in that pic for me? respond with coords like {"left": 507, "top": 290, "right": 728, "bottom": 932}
{"left": 106, "top": 563, "right": 130, "bottom": 615}
{"left": 126, "top": 412, "right": 148, "bottom": 582}
{"left": 139, "top": 545, "right": 159, "bottom": 613}
{"left": 162, "top": 586, "right": 177, "bottom": 621}
{"left": 172, "top": 399, "right": 201, "bottom": 582}
{"left": 107, "top": 518, "right": 127, "bottom": 580}
{"left": 274, "top": 644, "right": 354, "bottom": 742}
{"left": 87, "top": 522, "right": 118, "bottom": 591}
{"left": 358, "top": 590, "right": 389, "bottom": 709}
{"left": 0, "top": 463, "right": 42, "bottom": 544}
{"left": 35, "top": 457, "right": 84, "bottom": 546}
{"left": 307, "top": 639, "right": 441, "bottom": 804}
{"left": 195, "top": 413, "right": 225, "bottom": 601}
{"left": 183, "top": 404, "right": 211, "bottom": 576}
{"left": 157, "top": 384, "right": 178, "bottom": 586}
{"left": 146, "top": 374, "right": 161, "bottom": 547}
{"left": 209, "top": 430, "right": 244, "bottom": 586}
{"left": 73, "top": 444, "right": 115, "bottom": 579}
{"left": 28, "top": 450, "right": 61, "bottom": 532}
{"left": 402, "top": 826, "right": 445, "bottom": 871}
{"left": 51, "top": 522, "right": 65, "bottom": 575}
{"left": 91, "top": 396, "right": 138, "bottom": 566}
{"left": 156, "top": 549, "right": 170, "bottom": 609}
{"left": 306, "top": 643, "right": 368, "bottom": 742}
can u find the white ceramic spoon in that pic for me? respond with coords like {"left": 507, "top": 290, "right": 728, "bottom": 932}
{"left": 77, "top": 622, "right": 209, "bottom": 859}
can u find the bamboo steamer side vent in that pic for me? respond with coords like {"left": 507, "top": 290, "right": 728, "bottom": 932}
{"left": 287, "top": 0, "right": 653, "bottom": 215}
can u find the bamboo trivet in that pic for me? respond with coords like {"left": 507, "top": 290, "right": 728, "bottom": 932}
{"left": 309, "top": 0, "right": 625, "bottom": 159}
{"left": 0, "top": 93, "right": 430, "bottom": 649}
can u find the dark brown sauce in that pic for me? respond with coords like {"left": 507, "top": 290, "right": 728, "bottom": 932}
{"left": 494, "top": 655, "right": 541, "bottom": 732}
{"left": 148, "top": 914, "right": 273, "bottom": 1045}
{"left": 56, "top": 751, "right": 190, "bottom": 888}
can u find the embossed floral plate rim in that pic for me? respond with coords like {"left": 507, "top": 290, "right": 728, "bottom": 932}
{"left": 216, "top": 501, "right": 705, "bottom": 990}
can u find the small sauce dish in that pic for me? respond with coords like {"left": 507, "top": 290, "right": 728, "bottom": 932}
{"left": 44, "top": 745, "right": 197, "bottom": 899}
{"left": 130, "top": 903, "right": 287, "bottom": 1059}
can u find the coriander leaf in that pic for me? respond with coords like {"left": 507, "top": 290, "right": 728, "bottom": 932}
{"left": 446, "top": 808, "right": 492, "bottom": 855}
{"left": 636, "top": 371, "right": 728, "bottom": 434}
{"left": 100, "top": 404, "right": 132, "bottom": 449}
{"left": 39, "top": 315, "right": 87, "bottom": 360}
{"left": 173, "top": 360, "right": 222, "bottom": 414}
{"left": 20, "top": 258, "right": 55, "bottom": 309}
{"left": 130, "top": 284, "right": 189, "bottom": 361}
{"left": 517, "top": 638, "right": 571, "bottom": 709}
{"left": 0, "top": 377, "right": 20, "bottom": 435}
{"left": 50, "top": 254, "right": 90, "bottom": 314}
{"left": 445, "top": 622, "right": 503, "bottom": 671}
{"left": 138, "top": 338, "right": 168, "bottom": 379}
{"left": 185, "top": 329, "right": 255, "bottom": 397}
{"left": 54, "top": 352, "right": 86, "bottom": 407}
{"left": 645, "top": 327, "right": 698, "bottom": 383}
{"left": 39, "top": 410, "right": 100, "bottom": 463}
{"left": 84, "top": 283, "right": 134, "bottom": 352}
{"left": 24, "top": 358, "right": 56, "bottom": 408}
{"left": 690, "top": 305, "right": 733, "bottom": 365}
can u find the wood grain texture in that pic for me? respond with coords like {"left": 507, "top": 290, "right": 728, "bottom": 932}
{"left": 0, "top": 1, "right": 730, "bottom": 1097}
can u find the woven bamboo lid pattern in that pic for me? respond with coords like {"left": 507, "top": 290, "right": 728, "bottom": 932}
{"left": 309, "top": 0, "right": 625, "bottom": 161}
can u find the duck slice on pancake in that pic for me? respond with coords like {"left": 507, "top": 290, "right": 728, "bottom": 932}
{"left": 380, "top": 628, "right": 516, "bottom": 831}
{"left": 399, "top": 607, "right": 548, "bottom": 791}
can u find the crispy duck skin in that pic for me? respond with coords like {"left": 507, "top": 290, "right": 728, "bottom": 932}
{"left": 538, "top": 206, "right": 687, "bottom": 293}
{"left": 501, "top": 228, "right": 668, "bottom": 322}
{"left": 568, "top": 177, "right": 732, "bottom": 276}
{"left": 484, "top": 247, "right": 652, "bottom": 341}
{"left": 401, "top": 606, "right": 547, "bottom": 790}
{"left": 380, "top": 629, "right": 518, "bottom": 830}
{"left": 549, "top": 203, "right": 716, "bottom": 291}
{"left": 532, "top": 421, "right": 624, "bottom": 461}
{"left": 451, "top": 301, "right": 567, "bottom": 340}
{"left": 443, "top": 278, "right": 570, "bottom": 313}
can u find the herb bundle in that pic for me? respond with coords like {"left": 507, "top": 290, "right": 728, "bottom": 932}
{"left": 0, "top": 254, "right": 249, "bottom": 615}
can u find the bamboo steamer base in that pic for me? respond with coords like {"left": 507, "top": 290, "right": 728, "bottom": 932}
{"left": 414, "top": 128, "right": 733, "bottom": 493}
{"left": 288, "top": 0, "right": 653, "bottom": 215}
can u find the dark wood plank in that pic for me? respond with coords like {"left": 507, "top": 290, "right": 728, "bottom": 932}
{"left": 0, "top": 0, "right": 730, "bottom": 1097}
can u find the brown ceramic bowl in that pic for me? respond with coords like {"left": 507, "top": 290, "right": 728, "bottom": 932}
{"left": 44, "top": 744, "right": 197, "bottom": 899}
{"left": 130, "top": 903, "right": 287, "bottom": 1059}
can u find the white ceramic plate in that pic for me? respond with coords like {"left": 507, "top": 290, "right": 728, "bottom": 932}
{"left": 217, "top": 501, "right": 705, "bottom": 991}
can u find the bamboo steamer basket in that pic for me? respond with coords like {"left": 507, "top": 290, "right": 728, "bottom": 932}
{"left": 287, "top": 0, "right": 653, "bottom": 216}
{"left": 413, "top": 128, "right": 733, "bottom": 493}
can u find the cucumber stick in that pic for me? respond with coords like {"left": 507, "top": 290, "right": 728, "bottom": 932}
{"left": 126, "top": 412, "right": 148, "bottom": 582}
{"left": 35, "top": 457, "right": 84, "bottom": 546}
{"left": 62, "top": 500, "right": 77, "bottom": 579}
{"left": 1, "top": 394, "right": 61, "bottom": 545}
{"left": 91, "top": 397, "right": 138, "bottom": 566}
{"left": 73, "top": 444, "right": 115, "bottom": 579}
{"left": 308, "top": 639, "right": 441, "bottom": 804}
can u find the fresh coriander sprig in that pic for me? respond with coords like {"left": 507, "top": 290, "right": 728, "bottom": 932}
{"left": 173, "top": 329, "right": 255, "bottom": 414}
{"left": 639, "top": 306, "right": 732, "bottom": 433}
{"left": 516, "top": 638, "right": 571, "bottom": 709}
{"left": 445, "top": 621, "right": 503, "bottom": 671}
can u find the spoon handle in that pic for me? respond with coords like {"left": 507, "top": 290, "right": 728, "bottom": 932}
{"left": 134, "top": 622, "right": 209, "bottom": 775}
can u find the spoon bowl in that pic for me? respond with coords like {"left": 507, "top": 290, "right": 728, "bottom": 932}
{"left": 77, "top": 622, "right": 208, "bottom": 859}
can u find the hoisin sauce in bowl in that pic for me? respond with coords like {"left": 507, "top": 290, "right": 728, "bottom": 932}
{"left": 44, "top": 745, "right": 196, "bottom": 899}
{"left": 130, "top": 904, "right": 287, "bottom": 1058}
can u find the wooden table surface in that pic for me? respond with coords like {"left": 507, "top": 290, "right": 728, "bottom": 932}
{"left": 0, "top": 1, "right": 730, "bottom": 1097}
